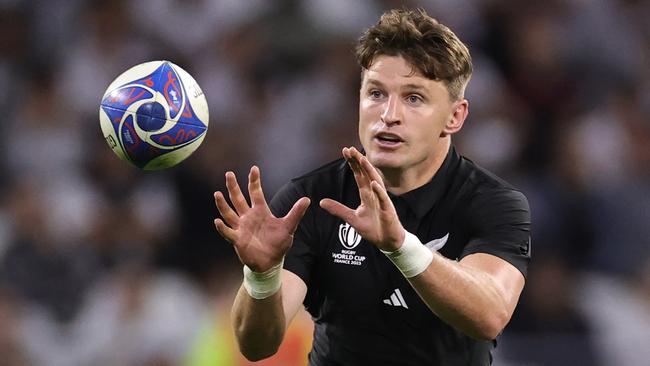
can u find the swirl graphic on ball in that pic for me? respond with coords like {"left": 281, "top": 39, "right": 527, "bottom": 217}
{"left": 99, "top": 61, "right": 209, "bottom": 170}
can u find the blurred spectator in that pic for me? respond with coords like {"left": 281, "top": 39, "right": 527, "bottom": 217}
{"left": 1, "top": 178, "right": 99, "bottom": 324}
{"left": 0, "top": 6, "right": 30, "bottom": 184}
{"left": 495, "top": 254, "right": 601, "bottom": 365}
{"left": 0, "top": 285, "right": 29, "bottom": 366}
{"left": 57, "top": 0, "right": 155, "bottom": 117}
{"left": 577, "top": 260, "right": 650, "bottom": 366}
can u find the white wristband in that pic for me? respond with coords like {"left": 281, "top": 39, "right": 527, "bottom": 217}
{"left": 242, "top": 260, "right": 283, "bottom": 299}
{"left": 381, "top": 230, "right": 434, "bottom": 278}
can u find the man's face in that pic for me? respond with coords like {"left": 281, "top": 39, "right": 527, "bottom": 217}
{"left": 359, "top": 55, "right": 458, "bottom": 173}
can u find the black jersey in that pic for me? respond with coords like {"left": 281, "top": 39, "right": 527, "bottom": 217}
{"left": 270, "top": 146, "right": 531, "bottom": 366}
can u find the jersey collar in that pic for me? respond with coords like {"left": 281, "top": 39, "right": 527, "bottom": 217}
{"left": 391, "top": 145, "right": 460, "bottom": 219}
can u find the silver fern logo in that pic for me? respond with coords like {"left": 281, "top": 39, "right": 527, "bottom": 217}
{"left": 338, "top": 222, "right": 362, "bottom": 249}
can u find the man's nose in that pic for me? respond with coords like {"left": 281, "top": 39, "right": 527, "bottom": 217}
{"left": 380, "top": 96, "right": 401, "bottom": 126}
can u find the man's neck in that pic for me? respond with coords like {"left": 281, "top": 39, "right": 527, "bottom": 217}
{"left": 380, "top": 138, "right": 450, "bottom": 195}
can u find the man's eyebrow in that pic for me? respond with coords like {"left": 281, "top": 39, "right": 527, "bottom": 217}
{"left": 363, "top": 79, "right": 430, "bottom": 96}
{"left": 364, "top": 78, "right": 385, "bottom": 88}
{"left": 401, "top": 83, "right": 428, "bottom": 92}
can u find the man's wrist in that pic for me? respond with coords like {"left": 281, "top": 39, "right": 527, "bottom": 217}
{"left": 381, "top": 230, "right": 433, "bottom": 278}
{"left": 243, "top": 259, "right": 284, "bottom": 299}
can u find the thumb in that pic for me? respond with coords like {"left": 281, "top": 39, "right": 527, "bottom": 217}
{"left": 284, "top": 197, "right": 311, "bottom": 233}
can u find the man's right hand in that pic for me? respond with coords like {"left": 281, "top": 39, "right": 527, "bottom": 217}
{"left": 213, "top": 166, "right": 311, "bottom": 273}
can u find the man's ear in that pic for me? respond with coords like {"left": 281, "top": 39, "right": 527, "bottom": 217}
{"left": 442, "top": 99, "right": 469, "bottom": 136}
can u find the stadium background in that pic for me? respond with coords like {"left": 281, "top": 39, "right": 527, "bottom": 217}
{"left": 0, "top": 0, "right": 648, "bottom": 365}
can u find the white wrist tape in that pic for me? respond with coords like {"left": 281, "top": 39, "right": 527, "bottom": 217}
{"left": 242, "top": 260, "right": 283, "bottom": 299}
{"left": 381, "top": 230, "right": 434, "bottom": 278}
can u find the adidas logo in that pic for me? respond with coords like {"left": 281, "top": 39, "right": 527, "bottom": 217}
{"left": 383, "top": 288, "right": 408, "bottom": 309}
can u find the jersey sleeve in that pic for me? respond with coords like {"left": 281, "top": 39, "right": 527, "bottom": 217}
{"left": 269, "top": 181, "right": 317, "bottom": 287}
{"left": 460, "top": 188, "right": 531, "bottom": 277}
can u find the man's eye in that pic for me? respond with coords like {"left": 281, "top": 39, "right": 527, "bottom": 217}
{"left": 407, "top": 95, "right": 422, "bottom": 104}
{"left": 369, "top": 90, "right": 383, "bottom": 98}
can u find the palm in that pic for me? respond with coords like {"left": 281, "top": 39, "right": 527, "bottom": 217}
{"left": 214, "top": 167, "right": 310, "bottom": 272}
{"left": 234, "top": 207, "right": 293, "bottom": 271}
{"left": 351, "top": 201, "right": 383, "bottom": 241}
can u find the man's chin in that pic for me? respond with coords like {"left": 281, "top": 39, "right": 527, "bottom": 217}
{"left": 367, "top": 153, "right": 402, "bottom": 170}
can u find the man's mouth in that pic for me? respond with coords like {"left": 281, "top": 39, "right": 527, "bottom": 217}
{"left": 374, "top": 132, "right": 404, "bottom": 148}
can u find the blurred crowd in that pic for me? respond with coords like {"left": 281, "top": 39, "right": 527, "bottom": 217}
{"left": 0, "top": 0, "right": 648, "bottom": 365}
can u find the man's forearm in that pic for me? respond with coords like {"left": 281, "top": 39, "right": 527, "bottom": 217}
{"left": 407, "top": 253, "right": 518, "bottom": 340}
{"left": 231, "top": 285, "right": 286, "bottom": 361}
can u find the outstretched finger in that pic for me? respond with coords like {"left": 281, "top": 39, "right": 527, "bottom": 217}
{"left": 248, "top": 166, "right": 268, "bottom": 208}
{"left": 214, "top": 191, "right": 239, "bottom": 228}
{"left": 320, "top": 198, "right": 357, "bottom": 225}
{"left": 226, "top": 171, "right": 249, "bottom": 215}
{"left": 284, "top": 197, "right": 311, "bottom": 233}
{"left": 355, "top": 150, "right": 385, "bottom": 189}
{"left": 371, "top": 180, "right": 395, "bottom": 212}
{"left": 343, "top": 148, "right": 373, "bottom": 202}
{"left": 214, "top": 218, "right": 238, "bottom": 243}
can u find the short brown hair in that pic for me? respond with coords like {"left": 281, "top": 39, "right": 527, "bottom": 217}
{"left": 356, "top": 9, "right": 473, "bottom": 100}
